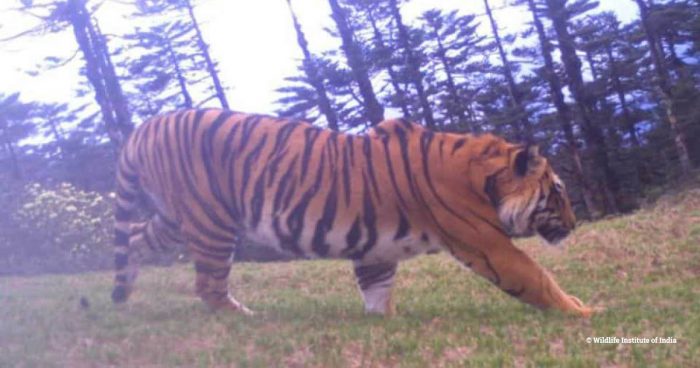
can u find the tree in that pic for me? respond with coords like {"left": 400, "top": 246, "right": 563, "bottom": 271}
{"left": 327, "top": 0, "right": 385, "bottom": 125}
{"left": 181, "top": 0, "right": 230, "bottom": 109}
{"left": 0, "top": 93, "right": 35, "bottom": 180}
{"left": 420, "top": 9, "right": 483, "bottom": 132}
{"left": 284, "top": 0, "right": 339, "bottom": 130}
{"left": 483, "top": 0, "right": 532, "bottom": 140}
{"left": 544, "top": 0, "right": 622, "bottom": 214}
{"left": 351, "top": 0, "right": 412, "bottom": 118}
{"left": 388, "top": 0, "right": 436, "bottom": 128}
{"left": 635, "top": 0, "right": 693, "bottom": 176}
{"left": 9, "top": 0, "right": 133, "bottom": 147}
{"left": 519, "top": 0, "right": 598, "bottom": 217}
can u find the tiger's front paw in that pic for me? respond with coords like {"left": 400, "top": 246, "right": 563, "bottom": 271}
{"left": 567, "top": 295, "right": 604, "bottom": 318}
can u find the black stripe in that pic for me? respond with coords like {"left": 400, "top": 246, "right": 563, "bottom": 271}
{"left": 115, "top": 253, "right": 128, "bottom": 270}
{"left": 179, "top": 203, "right": 237, "bottom": 243}
{"left": 354, "top": 263, "right": 397, "bottom": 290}
{"left": 273, "top": 155, "right": 299, "bottom": 213}
{"left": 115, "top": 229, "right": 129, "bottom": 246}
{"left": 380, "top": 131, "right": 408, "bottom": 208}
{"left": 327, "top": 131, "right": 340, "bottom": 164}
{"left": 239, "top": 134, "right": 269, "bottom": 218}
{"left": 373, "top": 126, "right": 389, "bottom": 137}
{"left": 202, "top": 111, "right": 239, "bottom": 224}
{"left": 267, "top": 120, "right": 300, "bottom": 162}
{"left": 175, "top": 139, "right": 238, "bottom": 237}
{"left": 451, "top": 138, "right": 466, "bottom": 155}
{"left": 394, "top": 207, "right": 410, "bottom": 240}
{"left": 343, "top": 216, "right": 362, "bottom": 255}
{"left": 398, "top": 118, "right": 414, "bottom": 131}
{"left": 250, "top": 170, "right": 267, "bottom": 229}
{"left": 393, "top": 125, "right": 420, "bottom": 203}
{"left": 351, "top": 173, "right": 377, "bottom": 260}
{"left": 115, "top": 206, "right": 131, "bottom": 222}
{"left": 237, "top": 115, "right": 264, "bottom": 154}
{"left": 220, "top": 119, "right": 242, "bottom": 164}
{"left": 300, "top": 127, "right": 321, "bottom": 182}
{"left": 280, "top": 152, "right": 326, "bottom": 255}
{"left": 505, "top": 286, "right": 526, "bottom": 298}
{"left": 341, "top": 139, "right": 352, "bottom": 207}
{"left": 362, "top": 136, "right": 382, "bottom": 203}
{"left": 189, "top": 239, "right": 235, "bottom": 261}
{"left": 311, "top": 174, "right": 338, "bottom": 256}
{"left": 267, "top": 147, "right": 289, "bottom": 186}
{"left": 116, "top": 187, "right": 137, "bottom": 202}
{"left": 347, "top": 135, "right": 355, "bottom": 166}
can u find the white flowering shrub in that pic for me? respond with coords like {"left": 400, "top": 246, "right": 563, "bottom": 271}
{"left": 13, "top": 183, "right": 114, "bottom": 256}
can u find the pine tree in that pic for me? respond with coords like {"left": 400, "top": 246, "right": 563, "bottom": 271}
{"left": 10, "top": 0, "right": 133, "bottom": 146}
{"left": 351, "top": 0, "right": 412, "bottom": 118}
{"left": 544, "top": 0, "right": 621, "bottom": 214}
{"left": 284, "top": 0, "right": 339, "bottom": 130}
{"left": 388, "top": 0, "right": 436, "bottom": 128}
{"left": 483, "top": 0, "right": 532, "bottom": 140}
{"left": 420, "top": 9, "right": 484, "bottom": 132}
{"left": 635, "top": 0, "right": 694, "bottom": 176}
{"left": 327, "top": 0, "right": 384, "bottom": 125}
{"left": 0, "top": 93, "right": 36, "bottom": 179}
{"left": 518, "top": 0, "right": 599, "bottom": 217}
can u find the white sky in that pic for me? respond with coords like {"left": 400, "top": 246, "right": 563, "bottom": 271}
{"left": 0, "top": 0, "right": 638, "bottom": 119}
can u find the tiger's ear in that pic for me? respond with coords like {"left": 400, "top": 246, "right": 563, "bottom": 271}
{"left": 514, "top": 145, "right": 541, "bottom": 177}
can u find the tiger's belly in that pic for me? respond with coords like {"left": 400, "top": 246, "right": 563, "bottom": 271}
{"left": 242, "top": 219, "right": 440, "bottom": 263}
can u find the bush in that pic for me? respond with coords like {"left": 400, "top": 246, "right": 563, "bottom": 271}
{"left": 0, "top": 182, "right": 114, "bottom": 275}
{"left": 16, "top": 182, "right": 113, "bottom": 254}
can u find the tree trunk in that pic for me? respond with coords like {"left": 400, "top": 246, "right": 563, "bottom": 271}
{"left": 185, "top": 0, "right": 230, "bottom": 110}
{"left": 545, "top": 0, "right": 620, "bottom": 214}
{"left": 427, "top": 21, "right": 473, "bottom": 132}
{"left": 605, "top": 45, "right": 640, "bottom": 148}
{"left": 634, "top": 0, "right": 692, "bottom": 176}
{"left": 164, "top": 36, "right": 193, "bottom": 109}
{"left": 90, "top": 19, "right": 133, "bottom": 138}
{"left": 286, "top": 0, "right": 339, "bottom": 130}
{"left": 327, "top": 0, "right": 384, "bottom": 125}
{"left": 67, "top": 0, "right": 122, "bottom": 147}
{"left": 484, "top": 0, "right": 531, "bottom": 140}
{"left": 366, "top": 8, "right": 411, "bottom": 118}
{"left": 527, "top": 0, "right": 598, "bottom": 218}
{"left": 388, "top": 0, "right": 436, "bottom": 128}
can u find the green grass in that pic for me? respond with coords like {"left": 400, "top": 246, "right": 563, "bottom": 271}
{"left": 2, "top": 189, "right": 700, "bottom": 367}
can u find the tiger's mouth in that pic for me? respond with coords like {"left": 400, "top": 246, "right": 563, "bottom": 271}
{"left": 536, "top": 224, "right": 571, "bottom": 245}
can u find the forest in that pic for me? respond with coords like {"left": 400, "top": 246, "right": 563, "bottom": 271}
{"left": 1, "top": 1, "right": 700, "bottom": 366}
{"left": 0, "top": 0, "right": 699, "bottom": 273}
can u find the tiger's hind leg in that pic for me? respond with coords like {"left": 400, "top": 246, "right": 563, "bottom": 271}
{"left": 353, "top": 261, "right": 398, "bottom": 316}
{"left": 188, "top": 238, "right": 253, "bottom": 315}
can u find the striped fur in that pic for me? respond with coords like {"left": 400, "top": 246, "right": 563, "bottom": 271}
{"left": 111, "top": 109, "right": 596, "bottom": 317}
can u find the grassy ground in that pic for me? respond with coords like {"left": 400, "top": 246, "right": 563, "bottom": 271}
{"left": 1, "top": 189, "right": 699, "bottom": 367}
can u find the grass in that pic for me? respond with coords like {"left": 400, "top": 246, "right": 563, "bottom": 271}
{"left": 1, "top": 188, "right": 699, "bottom": 367}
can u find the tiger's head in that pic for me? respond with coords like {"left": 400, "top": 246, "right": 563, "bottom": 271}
{"left": 484, "top": 145, "right": 576, "bottom": 245}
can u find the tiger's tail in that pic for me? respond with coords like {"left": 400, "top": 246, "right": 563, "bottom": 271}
{"left": 111, "top": 151, "right": 141, "bottom": 303}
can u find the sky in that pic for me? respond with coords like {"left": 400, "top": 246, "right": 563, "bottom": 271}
{"left": 0, "top": 0, "right": 639, "bottom": 120}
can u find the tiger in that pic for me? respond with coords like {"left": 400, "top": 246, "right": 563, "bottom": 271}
{"left": 111, "top": 108, "right": 597, "bottom": 317}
